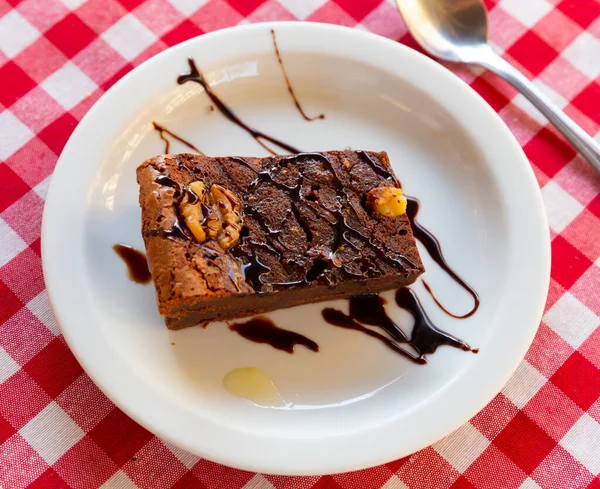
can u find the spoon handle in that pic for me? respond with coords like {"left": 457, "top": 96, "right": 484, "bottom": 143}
{"left": 474, "top": 47, "right": 600, "bottom": 173}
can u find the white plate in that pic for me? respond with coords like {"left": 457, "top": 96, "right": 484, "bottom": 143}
{"left": 42, "top": 22, "right": 550, "bottom": 475}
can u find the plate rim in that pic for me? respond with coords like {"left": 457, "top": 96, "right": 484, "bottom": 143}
{"left": 42, "top": 21, "right": 551, "bottom": 475}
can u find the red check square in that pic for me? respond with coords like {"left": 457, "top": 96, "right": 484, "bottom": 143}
{"left": 551, "top": 352, "right": 600, "bottom": 410}
{"left": 310, "top": 477, "right": 344, "bottom": 489}
{"left": 26, "top": 468, "right": 70, "bottom": 489}
{"left": 37, "top": 113, "right": 79, "bottom": 155}
{"left": 331, "top": 0, "right": 382, "bottom": 21}
{"left": 0, "top": 278, "right": 24, "bottom": 324}
{"left": 0, "top": 413, "right": 16, "bottom": 445}
{"left": 45, "top": 13, "right": 97, "bottom": 58}
{"left": 494, "top": 412, "right": 556, "bottom": 474}
{"left": 88, "top": 408, "right": 153, "bottom": 466}
{"left": 524, "top": 127, "right": 577, "bottom": 177}
{"left": 558, "top": 0, "right": 600, "bottom": 28}
{"left": 162, "top": 20, "right": 204, "bottom": 47}
{"left": 226, "top": 0, "right": 267, "bottom": 16}
{"left": 571, "top": 82, "right": 600, "bottom": 125}
{"left": 0, "top": 61, "right": 36, "bottom": 107}
{"left": 117, "top": 0, "right": 146, "bottom": 10}
{"left": 22, "top": 337, "right": 83, "bottom": 398}
{"left": 449, "top": 476, "right": 477, "bottom": 489}
{"left": 507, "top": 31, "right": 559, "bottom": 76}
{"left": 172, "top": 471, "right": 208, "bottom": 489}
{"left": 470, "top": 77, "right": 512, "bottom": 112}
{"left": 551, "top": 235, "right": 593, "bottom": 290}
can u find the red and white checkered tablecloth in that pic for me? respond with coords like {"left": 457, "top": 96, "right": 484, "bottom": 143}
{"left": 1, "top": 0, "right": 599, "bottom": 487}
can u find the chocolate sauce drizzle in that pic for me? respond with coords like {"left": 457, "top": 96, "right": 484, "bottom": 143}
{"left": 229, "top": 317, "right": 319, "bottom": 353}
{"left": 406, "top": 197, "right": 480, "bottom": 318}
{"left": 152, "top": 122, "right": 204, "bottom": 155}
{"left": 271, "top": 29, "right": 324, "bottom": 122}
{"left": 177, "top": 58, "right": 301, "bottom": 155}
{"left": 221, "top": 153, "right": 418, "bottom": 292}
{"left": 322, "top": 291, "right": 475, "bottom": 364}
{"left": 113, "top": 244, "right": 151, "bottom": 284}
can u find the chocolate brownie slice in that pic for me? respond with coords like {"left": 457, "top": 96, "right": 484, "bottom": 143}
{"left": 137, "top": 151, "right": 424, "bottom": 329}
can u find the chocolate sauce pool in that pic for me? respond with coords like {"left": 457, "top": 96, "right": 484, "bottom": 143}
{"left": 113, "top": 244, "right": 151, "bottom": 284}
{"left": 323, "top": 291, "right": 476, "bottom": 364}
{"left": 229, "top": 317, "right": 319, "bottom": 354}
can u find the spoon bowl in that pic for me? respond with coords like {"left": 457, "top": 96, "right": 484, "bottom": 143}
{"left": 396, "top": 0, "right": 489, "bottom": 63}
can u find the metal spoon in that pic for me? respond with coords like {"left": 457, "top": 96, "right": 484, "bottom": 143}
{"left": 395, "top": 0, "right": 600, "bottom": 172}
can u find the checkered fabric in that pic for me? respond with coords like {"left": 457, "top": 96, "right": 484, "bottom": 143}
{"left": 1, "top": 0, "right": 599, "bottom": 487}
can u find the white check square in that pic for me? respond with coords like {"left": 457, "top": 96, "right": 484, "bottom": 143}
{"left": 101, "top": 14, "right": 157, "bottom": 61}
{"left": 0, "top": 111, "right": 35, "bottom": 160}
{"left": 19, "top": 402, "right": 85, "bottom": 465}
{"left": 0, "top": 216, "right": 28, "bottom": 268}
{"left": 562, "top": 32, "right": 600, "bottom": 79}
{"left": 541, "top": 180, "right": 583, "bottom": 233}
{"left": 543, "top": 292, "right": 599, "bottom": 349}
{"left": 499, "top": 0, "right": 552, "bottom": 27}
{"left": 0, "top": 10, "right": 40, "bottom": 58}
{"left": 41, "top": 61, "right": 96, "bottom": 111}
{"left": 560, "top": 414, "right": 600, "bottom": 475}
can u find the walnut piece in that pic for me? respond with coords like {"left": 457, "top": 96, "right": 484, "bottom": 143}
{"left": 178, "top": 180, "right": 243, "bottom": 249}
{"left": 180, "top": 181, "right": 207, "bottom": 242}
{"left": 208, "top": 184, "right": 243, "bottom": 250}
{"left": 367, "top": 186, "right": 407, "bottom": 217}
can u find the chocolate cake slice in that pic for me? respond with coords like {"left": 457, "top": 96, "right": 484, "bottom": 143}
{"left": 137, "top": 151, "right": 424, "bottom": 329}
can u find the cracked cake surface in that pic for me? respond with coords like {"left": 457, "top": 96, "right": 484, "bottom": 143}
{"left": 136, "top": 150, "right": 425, "bottom": 329}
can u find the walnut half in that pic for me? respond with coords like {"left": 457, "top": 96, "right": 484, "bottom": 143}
{"left": 179, "top": 180, "right": 243, "bottom": 250}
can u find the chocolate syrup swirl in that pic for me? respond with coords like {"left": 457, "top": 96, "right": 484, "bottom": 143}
{"left": 152, "top": 122, "right": 204, "bottom": 155}
{"left": 271, "top": 29, "right": 324, "bottom": 122}
{"left": 113, "top": 244, "right": 151, "bottom": 284}
{"left": 322, "top": 291, "right": 475, "bottom": 364}
{"left": 406, "top": 197, "right": 480, "bottom": 318}
{"left": 177, "top": 58, "right": 301, "bottom": 155}
{"left": 357, "top": 150, "right": 395, "bottom": 182}
{"left": 229, "top": 317, "right": 319, "bottom": 353}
